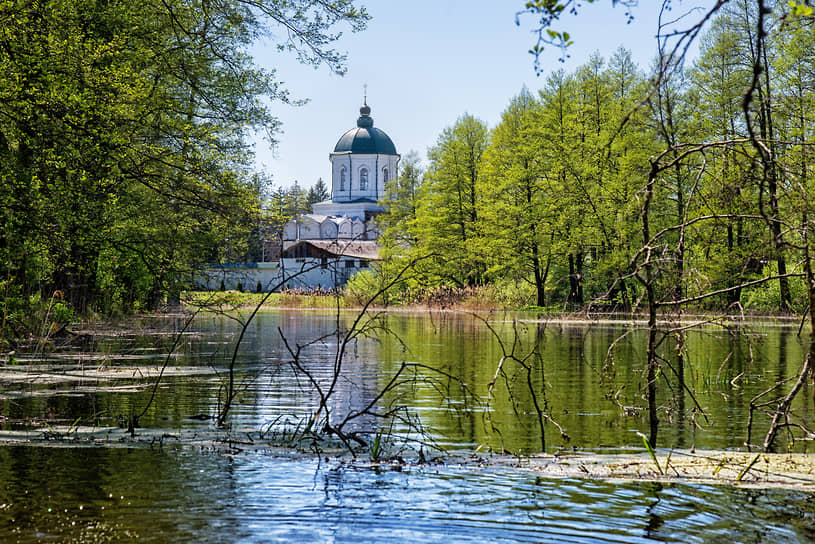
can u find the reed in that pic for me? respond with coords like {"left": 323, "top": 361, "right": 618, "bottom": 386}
{"left": 637, "top": 431, "right": 664, "bottom": 475}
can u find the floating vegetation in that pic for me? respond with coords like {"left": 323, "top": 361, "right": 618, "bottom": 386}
{"left": 0, "top": 365, "right": 217, "bottom": 385}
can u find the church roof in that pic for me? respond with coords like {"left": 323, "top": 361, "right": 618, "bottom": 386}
{"left": 300, "top": 213, "right": 329, "bottom": 223}
{"left": 333, "top": 103, "right": 397, "bottom": 155}
{"left": 283, "top": 240, "right": 380, "bottom": 260}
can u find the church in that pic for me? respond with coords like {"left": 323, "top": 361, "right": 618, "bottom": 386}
{"left": 199, "top": 99, "right": 399, "bottom": 292}
{"left": 277, "top": 99, "right": 399, "bottom": 288}
{"left": 283, "top": 99, "right": 398, "bottom": 246}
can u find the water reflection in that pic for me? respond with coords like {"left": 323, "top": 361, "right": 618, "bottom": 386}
{"left": 1, "top": 312, "right": 813, "bottom": 456}
{"left": 1, "top": 311, "right": 815, "bottom": 542}
{"left": 0, "top": 446, "right": 812, "bottom": 543}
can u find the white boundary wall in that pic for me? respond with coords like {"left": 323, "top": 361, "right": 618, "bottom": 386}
{"left": 194, "top": 258, "right": 367, "bottom": 292}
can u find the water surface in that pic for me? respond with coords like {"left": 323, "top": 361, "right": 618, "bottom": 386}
{"left": 0, "top": 310, "right": 813, "bottom": 542}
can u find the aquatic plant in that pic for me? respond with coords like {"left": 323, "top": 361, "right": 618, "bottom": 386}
{"left": 637, "top": 431, "right": 664, "bottom": 475}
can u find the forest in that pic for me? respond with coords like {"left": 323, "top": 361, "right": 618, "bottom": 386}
{"left": 2, "top": 0, "right": 815, "bottom": 345}
{"left": 0, "top": 0, "right": 367, "bottom": 340}
{"left": 368, "top": 0, "right": 815, "bottom": 316}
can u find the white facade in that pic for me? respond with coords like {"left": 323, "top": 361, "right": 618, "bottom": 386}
{"left": 328, "top": 152, "right": 399, "bottom": 203}
{"left": 283, "top": 100, "right": 399, "bottom": 250}
{"left": 282, "top": 214, "right": 380, "bottom": 248}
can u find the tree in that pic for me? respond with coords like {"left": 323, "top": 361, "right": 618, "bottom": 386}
{"left": 506, "top": 0, "right": 815, "bottom": 452}
{"left": 306, "top": 178, "right": 330, "bottom": 211}
{"left": 281, "top": 181, "right": 309, "bottom": 217}
{"left": 380, "top": 150, "right": 423, "bottom": 243}
{"left": 0, "top": 0, "right": 369, "bottom": 322}
{"left": 411, "top": 115, "right": 489, "bottom": 286}
{"left": 480, "top": 88, "right": 552, "bottom": 306}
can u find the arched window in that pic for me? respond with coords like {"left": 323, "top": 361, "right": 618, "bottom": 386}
{"left": 383, "top": 168, "right": 389, "bottom": 184}
{"left": 359, "top": 167, "right": 369, "bottom": 191}
{"left": 340, "top": 167, "right": 346, "bottom": 191}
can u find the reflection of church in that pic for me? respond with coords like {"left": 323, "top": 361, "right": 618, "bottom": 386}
{"left": 279, "top": 100, "right": 400, "bottom": 287}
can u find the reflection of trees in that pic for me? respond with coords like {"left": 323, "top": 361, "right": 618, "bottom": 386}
{"left": 0, "top": 446, "right": 237, "bottom": 540}
{"left": 7, "top": 310, "right": 812, "bottom": 456}
{"left": 375, "top": 314, "right": 810, "bottom": 454}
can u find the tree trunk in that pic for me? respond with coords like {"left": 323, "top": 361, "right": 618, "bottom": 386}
{"left": 567, "top": 253, "right": 583, "bottom": 305}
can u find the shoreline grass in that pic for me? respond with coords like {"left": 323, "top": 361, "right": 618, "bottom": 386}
{"left": 178, "top": 289, "right": 804, "bottom": 326}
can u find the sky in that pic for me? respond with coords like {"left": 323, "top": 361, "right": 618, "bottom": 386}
{"left": 250, "top": 1, "right": 714, "bottom": 192}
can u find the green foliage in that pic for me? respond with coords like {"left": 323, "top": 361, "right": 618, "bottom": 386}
{"left": 479, "top": 86, "right": 551, "bottom": 306}
{"left": 516, "top": 0, "right": 637, "bottom": 69}
{"left": 786, "top": 1, "right": 814, "bottom": 17}
{"left": 636, "top": 431, "right": 663, "bottom": 474}
{"left": 371, "top": 6, "right": 815, "bottom": 318}
{"left": 0, "top": 283, "right": 75, "bottom": 348}
{"left": 373, "top": 49, "right": 660, "bottom": 311}
{"left": 488, "top": 277, "right": 538, "bottom": 308}
{"left": 0, "top": 0, "right": 368, "bottom": 342}
{"left": 183, "top": 290, "right": 345, "bottom": 310}
{"left": 343, "top": 269, "right": 384, "bottom": 306}
{"left": 379, "top": 150, "right": 424, "bottom": 242}
{"left": 403, "top": 114, "right": 490, "bottom": 287}
{"left": 742, "top": 266, "right": 807, "bottom": 314}
{"left": 369, "top": 428, "right": 384, "bottom": 461}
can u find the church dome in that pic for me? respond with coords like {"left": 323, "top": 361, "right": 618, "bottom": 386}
{"left": 333, "top": 103, "right": 397, "bottom": 155}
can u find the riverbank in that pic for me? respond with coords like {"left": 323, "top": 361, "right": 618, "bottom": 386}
{"left": 180, "top": 289, "right": 805, "bottom": 324}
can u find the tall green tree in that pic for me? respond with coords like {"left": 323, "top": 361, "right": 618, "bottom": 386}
{"left": 306, "top": 178, "right": 330, "bottom": 211}
{"left": 480, "top": 88, "right": 552, "bottom": 306}
{"left": 380, "top": 150, "right": 423, "bottom": 245}
{"left": 0, "top": 0, "right": 368, "bottom": 322}
{"left": 411, "top": 114, "right": 489, "bottom": 286}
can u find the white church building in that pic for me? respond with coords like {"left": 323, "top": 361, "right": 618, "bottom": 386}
{"left": 283, "top": 99, "right": 399, "bottom": 247}
{"left": 199, "top": 100, "right": 398, "bottom": 291}
{"left": 275, "top": 99, "right": 398, "bottom": 289}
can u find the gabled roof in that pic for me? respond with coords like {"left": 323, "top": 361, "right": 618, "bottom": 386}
{"left": 300, "top": 213, "right": 329, "bottom": 223}
{"left": 282, "top": 240, "right": 380, "bottom": 260}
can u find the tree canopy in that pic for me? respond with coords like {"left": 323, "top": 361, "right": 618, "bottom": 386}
{"left": 0, "top": 0, "right": 368, "bottom": 338}
{"left": 376, "top": 2, "right": 814, "bottom": 316}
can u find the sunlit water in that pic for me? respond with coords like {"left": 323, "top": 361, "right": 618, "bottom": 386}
{"left": 1, "top": 446, "right": 813, "bottom": 543}
{"left": 1, "top": 310, "right": 814, "bottom": 542}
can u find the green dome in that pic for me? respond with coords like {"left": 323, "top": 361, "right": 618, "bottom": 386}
{"left": 333, "top": 104, "right": 397, "bottom": 155}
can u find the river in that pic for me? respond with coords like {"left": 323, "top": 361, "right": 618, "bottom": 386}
{"left": 0, "top": 310, "right": 813, "bottom": 542}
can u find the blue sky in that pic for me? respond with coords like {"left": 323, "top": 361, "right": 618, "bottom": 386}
{"left": 251, "top": 1, "right": 713, "bottom": 193}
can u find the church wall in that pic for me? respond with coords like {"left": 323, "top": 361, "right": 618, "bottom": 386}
{"left": 352, "top": 155, "right": 376, "bottom": 200}
{"left": 194, "top": 262, "right": 282, "bottom": 292}
{"left": 194, "top": 259, "right": 367, "bottom": 291}
{"left": 320, "top": 220, "right": 338, "bottom": 239}
{"left": 331, "top": 152, "right": 352, "bottom": 200}
{"left": 311, "top": 201, "right": 383, "bottom": 221}
{"left": 300, "top": 217, "right": 323, "bottom": 239}
{"left": 377, "top": 155, "right": 399, "bottom": 201}
{"left": 331, "top": 152, "right": 396, "bottom": 203}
